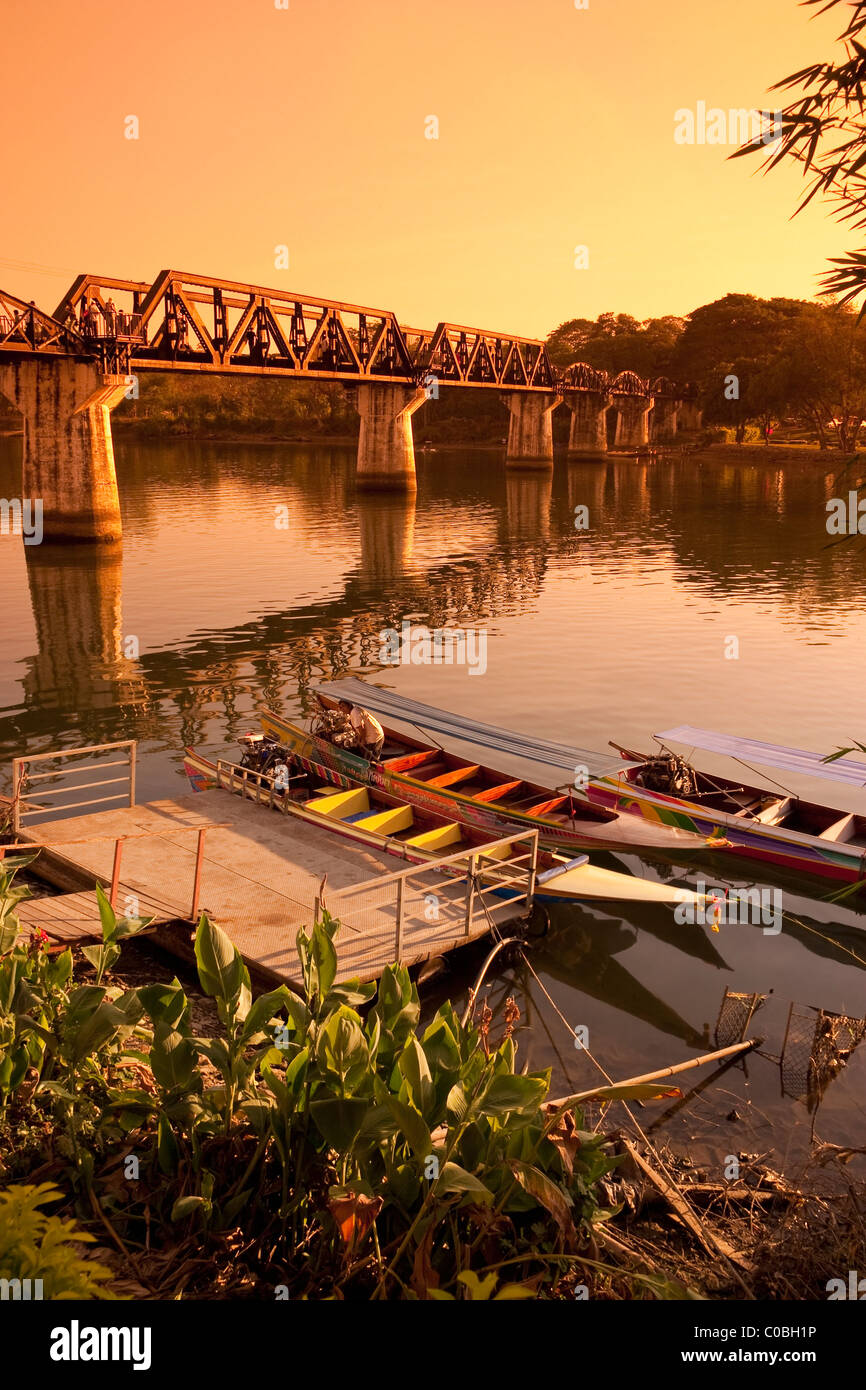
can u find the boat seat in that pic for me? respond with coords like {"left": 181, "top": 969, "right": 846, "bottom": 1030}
{"left": 819, "top": 813, "right": 857, "bottom": 843}
{"left": 732, "top": 796, "right": 767, "bottom": 818}
{"left": 425, "top": 765, "right": 481, "bottom": 789}
{"left": 384, "top": 750, "right": 440, "bottom": 772}
{"left": 752, "top": 797, "right": 792, "bottom": 825}
{"left": 472, "top": 780, "right": 524, "bottom": 804}
{"left": 404, "top": 822, "right": 463, "bottom": 850}
{"left": 304, "top": 787, "right": 369, "bottom": 818}
{"left": 522, "top": 796, "right": 567, "bottom": 818}
{"left": 350, "top": 805, "right": 414, "bottom": 834}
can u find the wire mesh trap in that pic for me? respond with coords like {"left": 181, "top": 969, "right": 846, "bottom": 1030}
{"left": 714, "top": 988, "right": 767, "bottom": 1048}
{"left": 780, "top": 1003, "right": 866, "bottom": 1107}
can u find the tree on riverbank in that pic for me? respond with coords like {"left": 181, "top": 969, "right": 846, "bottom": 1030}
{"left": 546, "top": 312, "right": 685, "bottom": 377}
{"left": 733, "top": 0, "right": 866, "bottom": 309}
{"left": 670, "top": 294, "right": 806, "bottom": 443}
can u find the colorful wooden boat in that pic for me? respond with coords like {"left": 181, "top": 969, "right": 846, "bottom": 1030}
{"left": 586, "top": 727, "right": 866, "bottom": 885}
{"left": 262, "top": 684, "right": 866, "bottom": 885}
{"left": 182, "top": 747, "right": 708, "bottom": 908}
{"left": 258, "top": 698, "right": 722, "bottom": 861}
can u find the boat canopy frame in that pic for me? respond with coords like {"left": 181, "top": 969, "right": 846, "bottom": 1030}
{"left": 656, "top": 726, "right": 866, "bottom": 790}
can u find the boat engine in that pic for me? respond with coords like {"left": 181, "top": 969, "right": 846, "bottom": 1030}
{"left": 313, "top": 706, "right": 358, "bottom": 749}
{"left": 238, "top": 733, "right": 290, "bottom": 775}
{"left": 636, "top": 750, "right": 697, "bottom": 797}
{"left": 238, "top": 732, "right": 266, "bottom": 768}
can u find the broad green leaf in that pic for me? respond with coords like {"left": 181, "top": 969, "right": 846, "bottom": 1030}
{"left": 421, "top": 1012, "right": 461, "bottom": 1073}
{"left": 323, "top": 979, "right": 376, "bottom": 1010}
{"left": 64, "top": 985, "right": 106, "bottom": 1025}
{"left": 95, "top": 883, "right": 118, "bottom": 943}
{"left": 239, "top": 985, "right": 292, "bottom": 1044}
{"left": 157, "top": 1112, "right": 179, "bottom": 1174}
{"left": 311, "top": 922, "right": 337, "bottom": 1001}
{"left": 316, "top": 1007, "right": 369, "bottom": 1095}
{"left": 508, "top": 1160, "right": 575, "bottom": 1237}
{"left": 113, "top": 914, "right": 154, "bottom": 940}
{"left": 397, "top": 1037, "right": 434, "bottom": 1118}
{"left": 309, "top": 1096, "right": 369, "bottom": 1151}
{"left": 457, "top": 1270, "right": 498, "bottom": 1300}
{"left": 436, "top": 1163, "right": 493, "bottom": 1201}
{"left": 112, "top": 990, "right": 144, "bottom": 1026}
{"left": 0, "top": 918, "right": 18, "bottom": 957}
{"left": 15, "top": 1015, "right": 56, "bottom": 1050}
{"left": 446, "top": 1082, "right": 469, "bottom": 1123}
{"left": 150, "top": 1023, "right": 197, "bottom": 1092}
{"left": 266, "top": 1045, "right": 309, "bottom": 1112}
{"left": 372, "top": 964, "right": 419, "bottom": 1042}
{"left": 70, "top": 1000, "right": 130, "bottom": 1061}
{"left": 171, "top": 1195, "right": 206, "bottom": 1221}
{"left": 195, "top": 1036, "right": 232, "bottom": 1077}
{"left": 194, "top": 915, "right": 245, "bottom": 1008}
{"left": 477, "top": 1073, "right": 548, "bottom": 1117}
{"left": 48, "top": 949, "right": 73, "bottom": 987}
{"left": 137, "top": 980, "right": 191, "bottom": 1033}
{"left": 382, "top": 1095, "right": 432, "bottom": 1161}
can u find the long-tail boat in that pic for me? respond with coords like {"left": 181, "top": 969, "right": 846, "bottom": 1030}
{"left": 182, "top": 746, "right": 708, "bottom": 908}
{"left": 261, "top": 683, "right": 866, "bottom": 886}
{"left": 257, "top": 684, "right": 722, "bottom": 860}
{"left": 585, "top": 725, "right": 866, "bottom": 885}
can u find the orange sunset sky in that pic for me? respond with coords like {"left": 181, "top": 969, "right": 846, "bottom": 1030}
{"left": 1, "top": 0, "right": 853, "bottom": 338}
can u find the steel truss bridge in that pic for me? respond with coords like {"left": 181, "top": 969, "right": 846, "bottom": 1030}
{"left": 0, "top": 273, "right": 694, "bottom": 402}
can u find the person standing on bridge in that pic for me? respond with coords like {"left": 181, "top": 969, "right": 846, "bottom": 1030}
{"left": 105, "top": 298, "right": 117, "bottom": 335}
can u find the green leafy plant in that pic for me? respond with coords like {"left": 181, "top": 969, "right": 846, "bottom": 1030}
{"left": 0, "top": 1183, "right": 117, "bottom": 1298}
{"left": 80, "top": 884, "right": 152, "bottom": 985}
{"left": 0, "top": 858, "right": 693, "bottom": 1299}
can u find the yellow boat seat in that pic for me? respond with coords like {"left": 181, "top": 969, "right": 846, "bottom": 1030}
{"left": 404, "top": 822, "right": 464, "bottom": 850}
{"left": 352, "top": 805, "right": 414, "bottom": 834}
{"left": 304, "top": 786, "right": 370, "bottom": 819}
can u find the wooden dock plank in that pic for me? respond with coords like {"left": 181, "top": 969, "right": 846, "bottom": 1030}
{"left": 16, "top": 789, "right": 526, "bottom": 987}
{"left": 17, "top": 891, "right": 130, "bottom": 943}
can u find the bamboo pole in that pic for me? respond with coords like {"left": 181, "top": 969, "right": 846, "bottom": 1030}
{"left": 550, "top": 1037, "right": 760, "bottom": 1108}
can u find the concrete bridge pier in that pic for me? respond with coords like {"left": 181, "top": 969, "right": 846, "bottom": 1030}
{"left": 356, "top": 383, "right": 427, "bottom": 491}
{"left": 503, "top": 392, "right": 557, "bottom": 467}
{"left": 678, "top": 399, "right": 703, "bottom": 432}
{"left": 613, "top": 395, "right": 654, "bottom": 452}
{"left": 0, "top": 359, "right": 127, "bottom": 543}
{"left": 650, "top": 397, "right": 679, "bottom": 442}
{"left": 564, "top": 391, "right": 610, "bottom": 456}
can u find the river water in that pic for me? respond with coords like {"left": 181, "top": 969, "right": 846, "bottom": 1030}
{"left": 1, "top": 435, "right": 865, "bottom": 1178}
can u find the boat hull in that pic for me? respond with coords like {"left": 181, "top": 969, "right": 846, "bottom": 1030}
{"left": 586, "top": 775, "right": 866, "bottom": 884}
{"left": 182, "top": 749, "right": 706, "bottom": 907}
{"left": 259, "top": 713, "right": 716, "bottom": 859}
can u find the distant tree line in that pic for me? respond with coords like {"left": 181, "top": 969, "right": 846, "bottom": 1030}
{"left": 546, "top": 295, "right": 866, "bottom": 451}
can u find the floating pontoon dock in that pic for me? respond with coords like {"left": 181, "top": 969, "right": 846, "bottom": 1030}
{"left": 6, "top": 742, "right": 538, "bottom": 987}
